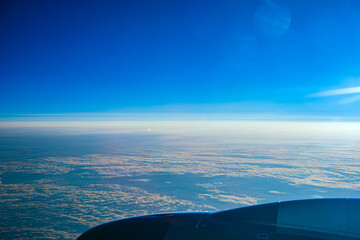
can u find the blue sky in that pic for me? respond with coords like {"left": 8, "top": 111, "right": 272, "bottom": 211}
{"left": 1, "top": 0, "right": 360, "bottom": 116}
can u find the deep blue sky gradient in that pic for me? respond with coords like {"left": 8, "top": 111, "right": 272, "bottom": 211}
{"left": 1, "top": 0, "right": 360, "bottom": 115}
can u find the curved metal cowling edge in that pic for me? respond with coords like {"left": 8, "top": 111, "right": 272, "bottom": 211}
{"left": 77, "top": 198, "right": 360, "bottom": 240}
{"left": 211, "top": 198, "right": 360, "bottom": 237}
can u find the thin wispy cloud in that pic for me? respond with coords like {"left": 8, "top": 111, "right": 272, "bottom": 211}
{"left": 339, "top": 95, "right": 360, "bottom": 105}
{"left": 310, "top": 86, "right": 360, "bottom": 97}
{"left": 309, "top": 86, "right": 360, "bottom": 105}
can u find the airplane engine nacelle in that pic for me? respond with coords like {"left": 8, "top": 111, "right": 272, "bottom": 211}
{"left": 78, "top": 198, "right": 360, "bottom": 240}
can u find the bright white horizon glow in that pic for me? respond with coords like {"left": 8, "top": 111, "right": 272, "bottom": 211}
{"left": 1, "top": 121, "right": 360, "bottom": 140}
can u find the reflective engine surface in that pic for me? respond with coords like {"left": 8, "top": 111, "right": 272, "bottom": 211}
{"left": 78, "top": 198, "right": 360, "bottom": 240}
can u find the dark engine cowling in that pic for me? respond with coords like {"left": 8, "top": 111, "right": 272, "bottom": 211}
{"left": 78, "top": 198, "right": 360, "bottom": 240}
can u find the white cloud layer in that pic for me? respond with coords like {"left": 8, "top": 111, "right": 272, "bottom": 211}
{"left": 1, "top": 121, "right": 360, "bottom": 239}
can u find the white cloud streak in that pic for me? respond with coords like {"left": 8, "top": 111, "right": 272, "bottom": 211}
{"left": 310, "top": 86, "right": 360, "bottom": 97}
{"left": 339, "top": 95, "right": 360, "bottom": 105}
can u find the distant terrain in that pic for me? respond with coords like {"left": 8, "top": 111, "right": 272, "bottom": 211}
{"left": 1, "top": 121, "right": 360, "bottom": 239}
